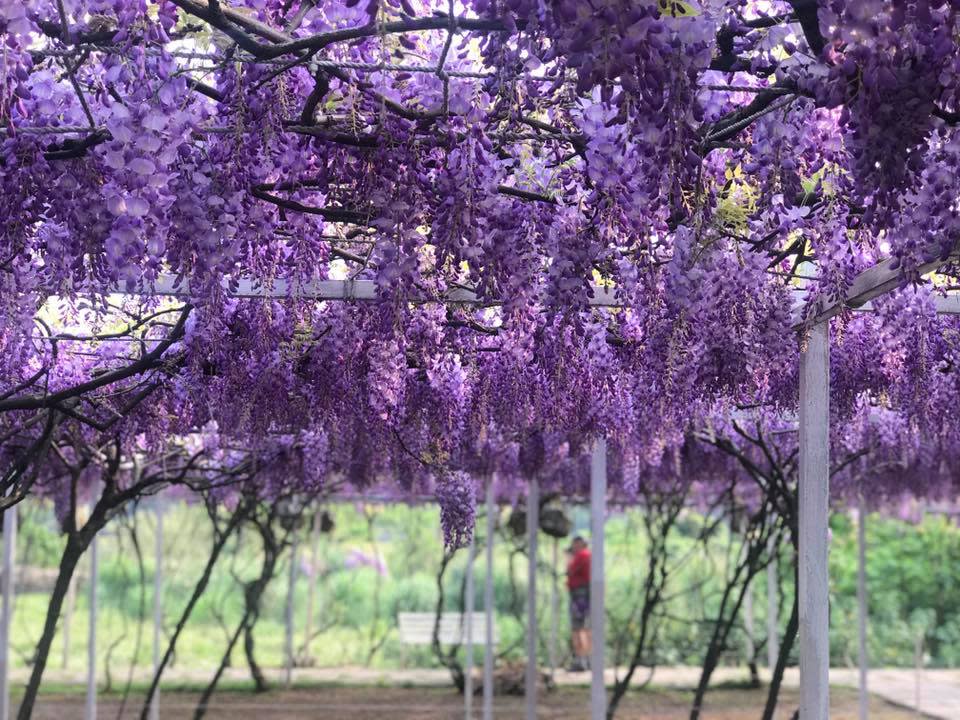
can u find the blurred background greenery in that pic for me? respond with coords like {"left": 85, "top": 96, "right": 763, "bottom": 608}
{"left": 7, "top": 500, "right": 960, "bottom": 679}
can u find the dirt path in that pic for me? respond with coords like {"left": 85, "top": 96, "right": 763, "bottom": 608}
{"left": 24, "top": 686, "right": 917, "bottom": 720}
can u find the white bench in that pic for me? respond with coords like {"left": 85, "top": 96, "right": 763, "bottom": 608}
{"left": 397, "top": 611, "right": 499, "bottom": 646}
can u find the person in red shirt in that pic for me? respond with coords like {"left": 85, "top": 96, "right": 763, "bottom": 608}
{"left": 566, "top": 535, "right": 591, "bottom": 672}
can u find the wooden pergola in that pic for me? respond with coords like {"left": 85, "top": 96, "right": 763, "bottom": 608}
{"left": 2, "top": 255, "right": 958, "bottom": 720}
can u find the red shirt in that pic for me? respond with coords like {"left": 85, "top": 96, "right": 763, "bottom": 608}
{"left": 567, "top": 548, "right": 591, "bottom": 590}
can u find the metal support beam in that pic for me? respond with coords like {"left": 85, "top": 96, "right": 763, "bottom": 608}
{"left": 549, "top": 538, "right": 559, "bottom": 681}
{"left": 525, "top": 478, "right": 539, "bottom": 720}
{"left": 767, "top": 537, "right": 779, "bottom": 670}
{"left": 1, "top": 503, "right": 17, "bottom": 720}
{"left": 149, "top": 507, "right": 163, "bottom": 720}
{"left": 465, "top": 534, "right": 476, "bottom": 720}
{"left": 590, "top": 440, "right": 607, "bottom": 720}
{"left": 857, "top": 496, "right": 868, "bottom": 720}
{"left": 85, "top": 535, "right": 99, "bottom": 720}
{"left": 483, "top": 481, "right": 496, "bottom": 720}
{"left": 799, "top": 321, "right": 830, "bottom": 720}
{"left": 285, "top": 532, "right": 299, "bottom": 688}
{"left": 121, "top": 275, "right": 622, "bottom": 307}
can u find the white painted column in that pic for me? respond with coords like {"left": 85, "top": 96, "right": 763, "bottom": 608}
{"left": 465, "top": 533, "right": 476, "bottom": 720}
{"left": 303, "top": 510, "right": 321, "bottom": 660}
{"left": 549, "top": 538, "right": 559, "bottom": 680}
{"left": 914, "top": 634, "right": 923, "bottom": 714}
{"left": 744, "top": 578, "right": 756, "bottom": 664}
{"left": 62, "top": 574, "right": 77, "bottom": 669}
{"left": 740, "top": 518, "right": 755, "bottom": 667}
{"left": 85, "top": 534, "right": 99, "bottom": 720}
{"left": 149, "top": 506, "right": 163, "bottom": 720}
{"left": 285, "top": 532, "right": 299, "bottom": 688}
{"left": 525, "top": 478, "right": 539, "bottom": 720}
{"left": 767, "top": 538, "right": 779, "bottom": 670}
{"left": 798, "top": 320, "right": 830, "bottom": 720}
{"left": 483, "top": 481, "right": 496, "bottom": 720}
{"left": 1, "top": 503, "right": 17, "bottom": 720}
{"left": 856, "top": 496, "right": 868, "bottom": 720}
{"left": 590, "top": 439, "right": 607, "bottom": 720}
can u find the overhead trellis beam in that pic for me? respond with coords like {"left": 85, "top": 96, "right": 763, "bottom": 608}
{"left": 113, "top": 275, "right": 623, "bottom": 307}
{"left": 110, "top": 266, "right": 960, "bottom": 315}
{"left": 795, "top": 252, "right": 960, "bottom": 327}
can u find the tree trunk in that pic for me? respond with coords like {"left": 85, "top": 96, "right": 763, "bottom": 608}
{"left": 761, "top": 590, "right": 799, "bottom": 720}
{"left": 689, "top": 538, "right": 767, "bottom": 720}
{"left": 194, "top": 609, "right": 250, "bottom": 720}
{"left": 17, "top": 533, "right": 88, "bottom": 720}
{"left": 139, "top": 507, "right": 246, "bottom": 720}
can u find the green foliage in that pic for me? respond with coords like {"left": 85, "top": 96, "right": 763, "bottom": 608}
{"left": 8, "top": 501, "right": 960, "bottom": 677}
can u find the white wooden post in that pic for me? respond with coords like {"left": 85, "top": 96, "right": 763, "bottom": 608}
{"left": 483, "top": 481, "right": 496, "bottom": 720}
{"left": 62, "top": 574, "right": 77, "bottom": 669}
{"left": 1, "top": 503, "right": 17, "bottom": 720}
{"left": 303, "top": 510, "right": 322, "bottom": 660}
{"left": 590, "top": 439, "right": 607, "bottom": 720}
{"left": 856, "top": 495, "right": 868, "bottom": 720}
{"left": 799, "top": 320, "right": 830, "bottom": 720}
{"left": 149, "top": 506, "right": 163, "bottom": 720}
{"left": 549, "top": 538, "right": 559, "bottom": 680}
{"left": 85, "top": 534, "right": 98, "bottom": 720}
{"left": 767, "top": 537, "right": 779, "bottom": 670}
{"left": 741, "top": 518, "right": 755, "bottom": 667}
{"left": 285, "top": 531, "right": 299, "bottom": 688}
{"left": 525, "top": 478, "right": 539, "bottom": 720}
{"left": 465, "top": 533, "right": 476, "bottom": 720}
{"left": 914, "top": 634, "right": 923, "bottom": 714}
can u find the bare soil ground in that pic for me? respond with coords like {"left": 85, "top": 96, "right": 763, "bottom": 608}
{"left": 24, "top": 685, "right": 917, "bottom": 719}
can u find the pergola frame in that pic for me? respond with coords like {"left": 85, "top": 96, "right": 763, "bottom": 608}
{"left": 796, "top": 252, "right": 960, "bottom": 720}
{"left": 3, "top": 255, "right": 959, "bottom": 720}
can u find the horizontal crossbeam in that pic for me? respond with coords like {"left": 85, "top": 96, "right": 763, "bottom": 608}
{"left": 119, "top": 275, "right": 623, "bottom": 307}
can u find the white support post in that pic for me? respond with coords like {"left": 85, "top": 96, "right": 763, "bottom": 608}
{"left": 149, "top": 507, "right": 163, "bottom": 720}
{"left": 483, "top": 481, "right": 496, "bottom": 720}
{"left": 285, "top": 532, "right": 299, "bottom": 688}
{"left": 741, "top": 518, "right": 755, "bottom": 668}
{"left": 303, "top": 510, "right": 322, "bottom": 661}
{"left": 856, "top": 496, "right": 868, "bottom": 720}
{"left": 465, "top": 534, "right": 477, "bottom": 720}
{"left": 767, "top": 537, "right": 779, "bottom": 671}
{"left": 799, "top": 320, "right": 830, "bottom": 720}
{"left": 590, "top": 439, "right": 607, "bottom": 720}
{"left": 549, "top": 538, "right": 559, "bottom": 681}
{"left": 914, "top": 634, "right": 923, "bottom": 714}
{"left": 85, "top": 534, "right": 99, "bottom": 720}
{"left": 744, "top": 576, "right": 756, "bottom": 665}
{"left": 1, "top": 503, "right": 17, "bottom": 720}
{"left": 525, "top": 478, "right": 539, "bottom": 720}
{"left": 62, "top": 574, "right": 77, "bottom": 669}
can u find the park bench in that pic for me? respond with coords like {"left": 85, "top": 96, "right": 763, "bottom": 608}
{"left": 397, "top": 611, "right": 499, "bottom": 647}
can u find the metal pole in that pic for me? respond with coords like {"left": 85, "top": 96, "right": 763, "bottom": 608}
{"left": 85, "top": 534, "right": 99, "bottom": 720}
{"left": 590, "top": 439, "right": 607, "bottom": 720}
{"left": 857, "top": 495, "right": 868, "bottom": 720}
{"left": 767, "top": 537, "right": 779, "bottom": 670}
{"left": 799, "top": 320, "right": 830, "bottom": 720}
{"left": 914, "top": 634, "right": 923, "bottom": 715}
{"left": 1, "top": 503, "right": 17, "bottom": 720}
{"left": 483, "top": 481, "right": 496, "bottom": 720}
{"left": 741, "top": 518, "right": 755, "bottom": 667}
{"left": 63, "top": 574, "right": 77, "bottom": 669}
{"left": 525, "top": 478, "right": 539, "bottom": 720}
{"left": 285, "top": 531, "right": 299, "bottom": 688}
{"left": 149, "top": 506, "right": 163, "bottom": 720}
{"left": 549, "top": 538, "right": 558, "bottom": 680}
{"left": 465, "top": 533, "right": 476, "bottom": 720}
{"left": 303, "top": 510, "right": 321, "bottom": 660}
